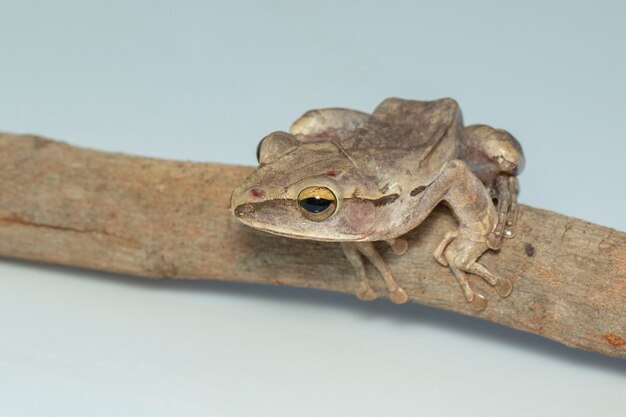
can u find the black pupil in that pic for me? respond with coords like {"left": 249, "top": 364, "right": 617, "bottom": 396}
{"left": 300, "top": 197, "right": 331, "bottom": 213}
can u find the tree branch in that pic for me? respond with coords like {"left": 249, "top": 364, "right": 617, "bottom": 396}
{"left": 1, "top": 132, "right": 625, "bottom": 359}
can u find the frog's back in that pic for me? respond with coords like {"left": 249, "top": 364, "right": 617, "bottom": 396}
{"left": 336, "top": 98, "right": 460, "bottom": 178}
{"left": 362, "top": 97, "right": 459, "bottom": 151}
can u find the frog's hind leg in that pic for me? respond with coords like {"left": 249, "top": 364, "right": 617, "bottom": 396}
{"left": 341, "top": 242, "right": 409, "bottom": 304}
{"left": 461, "top": 125, "right": 524, "bottom": 248}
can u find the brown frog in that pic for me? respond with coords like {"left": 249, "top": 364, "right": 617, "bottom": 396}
{"left": 231, "top": 98, "right": 524, "bottom": 310}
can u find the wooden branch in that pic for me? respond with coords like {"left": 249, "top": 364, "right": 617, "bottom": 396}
{"left": 1, "top": 132, "right": 625, "bottom": 359}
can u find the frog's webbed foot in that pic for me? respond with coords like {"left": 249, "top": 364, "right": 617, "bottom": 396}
{"left": 489, "top": 175, "right": 520, "bottom": 249}
{"left": 341, "top": 242, "right": 409, "bottom": 304}
{"left": 438, "top": 236, "right": 513, "bottom": 311}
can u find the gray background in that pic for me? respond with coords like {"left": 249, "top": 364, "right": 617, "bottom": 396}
{"left": 1, "top": 1, "right": 625, "bottom": 416}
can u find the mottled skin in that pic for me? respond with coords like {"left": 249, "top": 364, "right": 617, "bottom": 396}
{"left": 231, "top": 98, "right": 524, "bottom": 310}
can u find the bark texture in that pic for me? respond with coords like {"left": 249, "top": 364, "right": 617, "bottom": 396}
{"left": 1, "top": 132, "right": 625, "bottom": 358}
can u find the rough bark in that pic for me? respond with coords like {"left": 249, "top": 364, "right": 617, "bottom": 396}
{"left": 1, "top": 132, "right": 624, "bottom": 359}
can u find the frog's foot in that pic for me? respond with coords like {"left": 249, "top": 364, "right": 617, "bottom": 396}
{"left": 495, "top": 277, "right": 513, "bottom": 297}
{"left": 341, "top": 242, "right": 409, "bottom": 304}
{"left": 386, "top": 237, "right": 409, "bottom": 256}
{"left": 444, "top": 238, "right": 513, "bottom": 311}
{"left": 489, "top": 175, "right": 520, "bottom": 249}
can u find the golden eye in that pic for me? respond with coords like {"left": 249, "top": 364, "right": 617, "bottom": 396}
{"left": 297, "top": 186, "right": 337, "bottom": 221}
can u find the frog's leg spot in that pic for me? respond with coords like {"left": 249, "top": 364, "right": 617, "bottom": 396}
{"left": 355, "top": 242, "right": 409, "bottom": 304}
{"left": 341, "top": 242, "right": 377, "bottom": 301}
{"left": 386, "top": 238, "right": 408, "bottom": 256}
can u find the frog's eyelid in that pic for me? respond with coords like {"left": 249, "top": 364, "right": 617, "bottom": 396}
{"left": 257, "top": 131, "right": 299, "bottom": 164}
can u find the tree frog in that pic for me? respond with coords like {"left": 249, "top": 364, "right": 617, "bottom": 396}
{"left": 231, "top": 98, "right": 524, "bottom": 310}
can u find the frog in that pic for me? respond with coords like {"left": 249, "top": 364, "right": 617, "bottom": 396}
{"left": 230, "top": 97, "right": 524, "bottom": 311}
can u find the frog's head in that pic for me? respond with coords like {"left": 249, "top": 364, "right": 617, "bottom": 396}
{"left": 230, "top": 131, "right": 378, "bottom": 241}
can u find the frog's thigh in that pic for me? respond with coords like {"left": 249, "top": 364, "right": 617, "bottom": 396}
{"left": 290, "top": 108, "right": 370, "bottom": 139}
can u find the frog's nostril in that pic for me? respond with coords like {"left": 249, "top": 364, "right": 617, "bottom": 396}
{"left": 234, "top": 204, "right": 255, "bottom": 217}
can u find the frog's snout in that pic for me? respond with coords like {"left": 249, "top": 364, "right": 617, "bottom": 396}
{"left": 230, "top": 184, "right": 267, "bottom": 217}
{"left": 229, "top": 185, "right": 246, "bottom": 217}
{"left": 234, "top": 203, "right": 255, "bottom": 218}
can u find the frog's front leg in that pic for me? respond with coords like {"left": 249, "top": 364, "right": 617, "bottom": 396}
{"left": 341, "top": 242, "right": 409, "bottom": 304}
{"left": 460, "top": 125, "right": 524, "bottom": 247}
{"left": 341, "top": 242, "right": 377, "bottom": 301}
{"left": 406, "top": 159, "right": 512, "bottom": 310}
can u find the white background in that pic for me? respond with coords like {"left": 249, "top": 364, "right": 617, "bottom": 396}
{"left": 1, "top": 1, "right": 625, "bottom": 416}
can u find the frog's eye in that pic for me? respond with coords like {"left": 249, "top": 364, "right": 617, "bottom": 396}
{"left": 297, "top": 186, "right": 338, "bottom": 221}
{"left": 257, "top": 131, "right": 298, "bottom": 164}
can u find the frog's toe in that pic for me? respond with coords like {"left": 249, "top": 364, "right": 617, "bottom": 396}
{"left": 488, "top": 232, "right": 503, "bottom": 250}
{"left": 434, "top": 231, "right": 458, "bottom": 266}
{"left": 434, "top": 252, "right": 448, "bottom": 267}
{"left": 390, "top": 287, "right": 409, "bottom": 304}
{"left": 496, "top": 278, "right": 513, "bottom": 298}
{"left": 386, "top": 238, "right": 409, "bottom": 256}
{"left": 356, "top": 286, "right": 377, "bottom": 301}
{"left": 469, "top": 293, "right": 488, "bottom": 311}
{"left": 503, "top": 228, "right": 515, "bottom": 238}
